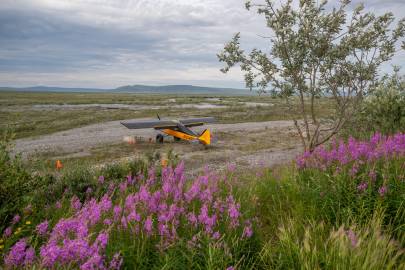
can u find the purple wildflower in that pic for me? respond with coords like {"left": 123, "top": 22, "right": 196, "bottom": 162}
{"left": 187, "top": 212, "right": 198, "bottom": 227}
{"left": 94, "top": 231, "right": 109, "bottom": 251}
{"left": 346, "top": 229, "right": 358, "bottom": 247}
{"left": 378, "top": 185, "right": 388, "bottom": 197}
{"left": 98, "top": 175, "right": 105, "bottom": 184}
{"left": 36, "top": 220, "right": 49, "bottom": 236}
{"left": 4, "top": 239, "right": 35, "bottom": 267}
{"left": 24, "top": 247, "right": 36, "bottom": 266}
{"left": 109, "top": 252, "right": 123, "bottom": 270}
{"left": 212, "top": 231, "right": 221, "bottom": 239}
{"left": 86, "top": 187, "right": 93, "bottom": 195}
{"left": 71, "top": 195, "right": 82, "bottom": 211}
{"left": 242, "top": 225, "right": 253, "bottom": 238}
{"left": 227, "top": 163, "right": 236, "bottom": 172}
{"left": 228, "top": 203, "right": 240, "bottom": 220}
{"left": 144, "top": 216, "right": 153, "bottom": 234}
{"left": 101, "top": 218, "right": 111, "bottom": 226}
{"left": 12, "top": 214, "right": 21, "bottom": 224}
{"left": 119, "top": 182, "right": 127, "bottom": 193}
{"left": 3, "top": 226, "right": 12, "bottom": 238}
{"left": 357, "top": 182, "right": 368, "bottom": 193}
{"left": 368, "top": 170, "right": 377, "bottom": 182}
{"left": 80, "top": 253, "right": 105, "bottom": 270}
{"left": 113, "top": 205, "right": 122, "bottom": 221}
{"left": 55, "top": 200, "right": 62, "bottom": 209}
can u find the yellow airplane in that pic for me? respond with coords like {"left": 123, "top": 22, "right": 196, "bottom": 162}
{"left": 121, "top": 116, "right": 216, "bottom": 145}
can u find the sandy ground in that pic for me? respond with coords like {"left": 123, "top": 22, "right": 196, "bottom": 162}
{"left": 15, "top": 119, "right": 302, "bottom": 172}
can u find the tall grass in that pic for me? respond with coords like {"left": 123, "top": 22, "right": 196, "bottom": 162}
{"left": 1, "top": 132, "right": 404, "bottom": 269}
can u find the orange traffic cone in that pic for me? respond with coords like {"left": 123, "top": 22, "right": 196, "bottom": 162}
{"left": 56, "top": 160, "right": 63, "bottom": 170}
{"left": 161, "top": 158, "right": 168, "bottom": 167}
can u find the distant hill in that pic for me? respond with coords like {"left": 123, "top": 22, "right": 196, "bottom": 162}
{"left": 0, "top": 84, "right": 251, "bottom": 95}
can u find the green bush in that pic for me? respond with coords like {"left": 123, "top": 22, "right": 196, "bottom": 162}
{"left": 0, "top": 130, "right": 32, "bottom": 230}
{"left": 346, "top": 71, "right": 405, "bottom": 138}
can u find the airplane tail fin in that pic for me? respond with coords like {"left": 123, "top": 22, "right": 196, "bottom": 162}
{"left": 198, "top": 129, "right": 211, "bottom": 145}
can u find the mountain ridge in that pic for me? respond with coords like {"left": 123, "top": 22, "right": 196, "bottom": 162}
{"left": 0, "top": 84, "right": 251, "bottom": 95}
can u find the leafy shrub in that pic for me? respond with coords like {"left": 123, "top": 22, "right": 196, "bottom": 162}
{"left": 346, "top": 71, "right": 405, "bottom": 138}
{"left": 0, "top": 130, "right": 32, "bottom": 231}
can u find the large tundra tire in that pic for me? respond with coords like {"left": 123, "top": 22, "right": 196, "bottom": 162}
{"left": 156, "top": 134, "right": 164, "bottom": 143}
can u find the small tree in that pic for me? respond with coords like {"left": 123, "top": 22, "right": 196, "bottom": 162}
{"left": 218, "top": 0, "right": 404, "bottom": 152}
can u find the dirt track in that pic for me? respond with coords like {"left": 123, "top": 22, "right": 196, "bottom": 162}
{"left": 15, "top": 119, "right": 302, "bottom": 171}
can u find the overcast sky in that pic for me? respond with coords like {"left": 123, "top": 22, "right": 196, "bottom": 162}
{"left": 0, "top": 0, "right": 404, "bottom": 89}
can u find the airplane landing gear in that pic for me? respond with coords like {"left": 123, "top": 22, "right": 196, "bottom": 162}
{"left": 156, "top": 134, "right": 164, "bottom": 143}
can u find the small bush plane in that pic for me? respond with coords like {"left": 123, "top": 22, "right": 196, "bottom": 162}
{"left": 121, "top": 116, "right": 216, "bottom": 145}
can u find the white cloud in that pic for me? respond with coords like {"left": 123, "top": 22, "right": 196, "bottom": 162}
{"left": 0, "top": 0, "right": 403, "bottom": 88}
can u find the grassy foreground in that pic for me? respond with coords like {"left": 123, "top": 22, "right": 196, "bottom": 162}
{"left": 0, "top": 132, "right": 404, "bottom": 269}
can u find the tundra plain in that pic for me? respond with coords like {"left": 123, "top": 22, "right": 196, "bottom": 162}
{"left": 1, "top": 91, "right": 333, "bottom": 172}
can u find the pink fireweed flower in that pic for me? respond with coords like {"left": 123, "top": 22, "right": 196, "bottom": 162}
{"left": 127, "top": 174, "right": 135, "bottom": 185}
{"left": 146, "top": 168, "right": 155, "bottom": 186}
{"left": 346, "top": 229, "right": 358, "bottom": 247}
{"left": 378, "top": 185, "right": 388, "bottom": 197}
{"left": 100, "top": 195, "right": 112, "bottom": 212}
{"left": 349, "top": 163, "right": 359, "bottom": 177}
{"left": 4, "top": 239, "right": 35, "bottom": 267}
{"left": 139, "top": 185, "right": 150, "bottom": 202}
{"left": 185, "top": 181, "right": 201, "bottom": 202}
{"left": 119, "top": 182, "right": 128, "bottom": 193}
{"left": 36, "top": 220, "right": 49, "bottom": 236}
{"left": 226, "top": 267, "right": 235, "bottom": 270}
{"left": 256, "top": 170, "right": 264, "bottom": 178}
{"left": 12, "top": 214, "right": 21, "bottom": 224}
{"left": 297, "top": 132, "right": 405, "bottom": 169}
{"left": 212, "top": 231, "right": 221, "bottom": 239}
{"left": 127, "top": 210, "right": 141, "bottom": 223}
{"left": 4, "top": 226, "right": 12, "bottom": 238}
{"left": 71, "top": 196, "right": 82, "bottom": 211}
{"left": 242, "top": 225, "right": 253, "bottom": 238}
{"left": 227, "top": 162, "right": 236, "bottom": 172}
{"left": 368, "top": 170, "right": 377, "bottom": 182}
{"left": 213, "top": 199, "right": 225, "bottom": 213}
{"left": 113, "top": 205, "right": 122, "bottom": 221}
{"left": 121, "top": 216, "right": 128, "bottom": 229}
{"left": 80, "top": 253, "right": 105, "bottom": 270}
{"left": 55, "top": 200, "right": 62, "bottom": 209}
{"left": 98, "top": 175, "right": 105, "bottom": 184}
{"left": 93, "top": 231, "right": 109, "bottom": 251}
{"left": 187, "top": 212, "right": 198, "bottom": 227}
{"left": 228, "top": 201, "right": 240, "bottom": 223}
{"left": 24, "top": 247, "right": 35, "bottom": 266}
{"left": 357, "top": 182, "right": 368, "bottom": 193}
{"left": 103, "top": 218, "right": 112, "bottom": 226}
{"left": 108, "top": 182, "right": 115, "bottom": 194}
{"left": 109, "top": 252, "right": 123, "bottom": 270}
{"left": 86, "top": 187, "right": 93, "bottom": 195}
{"left": 158, "top": 223, "right": 169, "bottom": 237}
{"left": 144, "top": 216, "right": 153, "bottom": 234}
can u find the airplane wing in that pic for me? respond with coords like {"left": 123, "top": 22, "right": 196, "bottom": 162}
{"left": 121, "top": 120, "right": 177, "bottom": 129}
{"left": 121, "top": 117, "right": 216, "bottom": 129}
{"left": 179, "top": 117, "right": 216, "bottom": 125}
